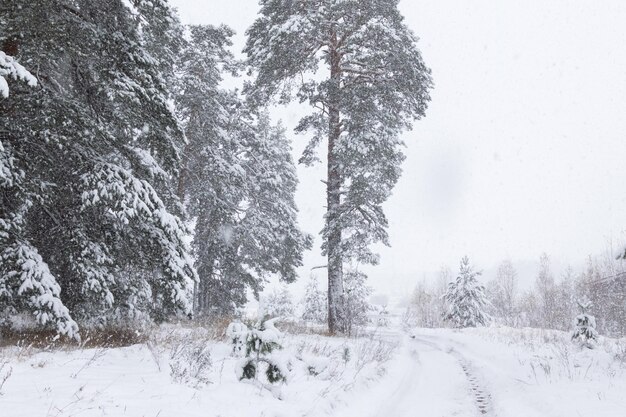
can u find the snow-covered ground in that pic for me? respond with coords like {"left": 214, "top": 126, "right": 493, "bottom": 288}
{"left": 0, "top": 323, "right": 397, "bottom": 417}
{"left": 1, "top": 322, "right": 625, "bottom": 416}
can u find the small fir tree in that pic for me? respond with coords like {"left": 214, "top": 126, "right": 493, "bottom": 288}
{"left": 233, "top": 317, "right": 288, "bottom": 384}
{"left": 572, "top": 301, "right": 598, "bottom": 349}
{"left": 443, "top": 257, "right": 489, "bottom": 328}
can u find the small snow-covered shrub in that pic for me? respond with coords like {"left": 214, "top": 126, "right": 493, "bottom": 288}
{"left": 302, "top": 354, "right": 330, "bottom": 376}
{"left": 226, "top": 321, "right": 248, "bottom": 356}
{"left": 572, "top": 301, "right": 598, "bottom": 349}
{"left": 232, "top": 317, "right": 289, "bottom": 384}
{"left": 169, "top": 335, "right": 212, "bottom": 388}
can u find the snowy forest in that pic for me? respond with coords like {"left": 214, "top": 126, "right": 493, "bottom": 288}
{"left": 2, "top": 1, "right": 626, "bottom": 416}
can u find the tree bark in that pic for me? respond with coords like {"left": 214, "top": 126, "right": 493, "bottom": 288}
{"left": 327, "top": 28, "right": 344, "bottom": 335}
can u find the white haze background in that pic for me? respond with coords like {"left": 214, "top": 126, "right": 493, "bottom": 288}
{"left": 171, "top": 0, "right": 626, "bottom": 298}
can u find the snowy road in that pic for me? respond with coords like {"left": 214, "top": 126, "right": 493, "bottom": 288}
{"left": 372, "top": 335, "right": 479, "bottom": 417}
{"left": 340, "top": 327, "right": 626, "bottom": 417}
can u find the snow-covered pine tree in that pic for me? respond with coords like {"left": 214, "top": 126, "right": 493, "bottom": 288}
{"left": 245, "top": 0, "right": 433, "bottom": 334}
{"left": 0, "top": 0, "right": 197, "bottom": 337}
{"left": 301, "top": 275, "right": 328, "bottom": 324}
{"left": 443, "top": 257, "right": 489, "bottom": 328}
{"left": 174, "top": 25, "right": 311, "bottom": 315}
{"left": 0, "top": 52, "right": 72, "bottom": 336}
{"left": 571, "top": 300, "right": 598, "bottom": 349}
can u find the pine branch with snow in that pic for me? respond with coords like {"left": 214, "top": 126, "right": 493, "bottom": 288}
{"left": 0, "top": 51, "right": 37, "bottom": 99}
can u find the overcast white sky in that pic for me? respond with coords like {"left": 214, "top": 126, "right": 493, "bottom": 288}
{"left": 171, "top": 0, "right": 626, "bottom": 299}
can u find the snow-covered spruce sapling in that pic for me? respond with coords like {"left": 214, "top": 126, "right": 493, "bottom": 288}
{"left": 233, "top": 317, "right": 288, "bottom": 384}
{"left": 571, "top": 301, "right": 598, "bottom": 349}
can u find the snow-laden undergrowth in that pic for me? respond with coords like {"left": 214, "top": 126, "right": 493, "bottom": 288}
{"left": 0, "top": 321, "right": 397, "bottom": 417}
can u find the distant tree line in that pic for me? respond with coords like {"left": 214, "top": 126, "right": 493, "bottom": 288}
{"left": 407, "top": 250, "right": 626, "bottom": 337}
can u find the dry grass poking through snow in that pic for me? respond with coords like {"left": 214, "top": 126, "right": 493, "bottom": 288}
{"left": 461, "top": 326, "right": 626, "bottom": 383}
{"left": 0, "top": 318, "right": 401, "bottom": 416}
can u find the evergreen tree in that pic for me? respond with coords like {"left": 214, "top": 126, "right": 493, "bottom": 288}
{"left": 443, "top": 257, "right": 488, "bottom": 328}
{"left": 234, "top": 317, "right": 288, "bottom": 384}
{"left": 175, "top": 25, "right": 311, "bottom": 315}
{"left": 244, "top": 0, "right": 433, "bottom": 334}
{"left": 301, "top": 275, "right": 327, "bottom": 324}
{"left": 0, "top": 0, "right": 197, "bottom": 337}
{"left": 571, "top": 301, "right": 598, "bottom": 349}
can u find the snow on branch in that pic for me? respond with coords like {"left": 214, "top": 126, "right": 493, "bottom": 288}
{"left": 1, "top": 241, "right": 80, "bottom": 340}
{"left": 80, "top": 163, "right": 197, "bottom": 314}
{"left": 0, "top": 51, "right": 37, "bottom": 99}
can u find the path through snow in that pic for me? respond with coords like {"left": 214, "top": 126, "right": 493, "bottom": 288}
{"left": 339, "top": 326, "right": 626, "bottom": 417}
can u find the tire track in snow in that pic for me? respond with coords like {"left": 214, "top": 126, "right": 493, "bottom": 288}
{"left": 412, "top": 335, "right": 496, "bottom": 416}
{"left": 456, "top": 354, "right": 493, "bottom": 415}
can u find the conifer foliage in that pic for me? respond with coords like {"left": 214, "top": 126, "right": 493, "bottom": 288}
{"left": 245, "top": 0, "right": 433, "bottom": 334}
{"left": 572, "top": 301, "right": 598, "bottom": 349}
{"left": 0, "top": 50, "right": 37, "bottom": 98}
{"left": 230, "top": 317, "right": 288, "bottom": 384}
{"left": 0, "top": 0, "right": 197, "bottom": 337}
{"left": 443, "top": 257, "right": 489, "bottom": 328}
{"left": 174, "top": 24, "right": 311, "bottom": 315}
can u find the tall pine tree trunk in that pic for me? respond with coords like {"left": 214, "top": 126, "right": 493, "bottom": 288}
{"left": 327, "top": 29, "right": 344, "bottom": 334}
